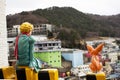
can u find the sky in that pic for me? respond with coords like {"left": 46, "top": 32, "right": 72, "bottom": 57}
{"left": 6, "top": 0, "right": 120, "bottom": 15}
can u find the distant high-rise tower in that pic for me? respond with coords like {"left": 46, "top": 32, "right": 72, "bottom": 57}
{"left": 0, "top": 0, "right": 9, "bottom": 66}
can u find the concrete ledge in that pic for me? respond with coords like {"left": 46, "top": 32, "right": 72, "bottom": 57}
{"left": 86, "top": 72, "right": 106, "bottom": 80}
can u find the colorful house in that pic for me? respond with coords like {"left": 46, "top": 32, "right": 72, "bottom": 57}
{"left": 61, "top": 49, "right": 84, "bottom": 67}
{"left": 34, "top": 40, "right": 61, "bottom": 67}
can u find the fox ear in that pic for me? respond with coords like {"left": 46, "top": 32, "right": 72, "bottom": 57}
{"left": 87, "top": 45, "right": 94, "bottom": 53}
{"left": 95, "top": 43, "right": 104, "bottom": 53}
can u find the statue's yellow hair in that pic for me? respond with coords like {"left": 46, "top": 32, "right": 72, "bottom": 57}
{"left": 20, "top": 22, "right": 33, "bottom": 33}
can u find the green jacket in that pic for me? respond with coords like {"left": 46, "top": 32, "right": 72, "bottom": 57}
{"left": 16, "top": 35, "right": 41, "bottom": 72}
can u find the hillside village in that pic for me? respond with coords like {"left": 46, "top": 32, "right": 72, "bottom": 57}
{"left": 8, "top": 24, "right": 120, "bottom": 80}
{"left": 7, "top": 7, "right": 120, "bottom": 49}
{"left": 0, "top": 0, "right": 119, "bottom": 79}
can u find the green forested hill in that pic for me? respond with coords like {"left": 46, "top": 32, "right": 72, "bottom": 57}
{"left": 7, "top": 6, "right": 120, "bottom": 48}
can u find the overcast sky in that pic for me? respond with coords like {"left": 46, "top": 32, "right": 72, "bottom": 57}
{"left": 6, "top": 0, "right": 120, "bottom": 15}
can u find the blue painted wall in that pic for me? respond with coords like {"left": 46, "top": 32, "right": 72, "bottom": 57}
{"left": 62, "top": 50, "right": 83, "bottom": 67}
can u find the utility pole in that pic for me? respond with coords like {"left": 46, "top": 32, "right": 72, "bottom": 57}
{"left": 0, "top": 0, "right": 9, "bottom": 67}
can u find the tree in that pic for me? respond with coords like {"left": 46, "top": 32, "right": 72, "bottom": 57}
{"left": 47, "top": 30, "right": 54, "bottom": 39}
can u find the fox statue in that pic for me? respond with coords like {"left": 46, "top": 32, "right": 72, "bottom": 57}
{"left": 87, "top": 43, "right": 104, "bottom": 73}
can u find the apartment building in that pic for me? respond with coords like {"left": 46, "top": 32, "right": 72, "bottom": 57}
{"left": 34, "top": 40, "right": 62, "bottom": 67}
{"left": 7, "top": 24, "right": 55, "bottom": 37}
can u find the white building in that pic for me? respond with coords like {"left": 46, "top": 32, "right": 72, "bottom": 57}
{"left": 34, "top": 40, "right": 61, "bottom": 52}
{"left": 108, "top": 52, "right": 118, "bottom": 63}
{"left": 103, "top": 42, "right": 119, "bottom": 53}
{"left": 0, "top": 0, "right": 9, "bottom": 66}
{"left": 7, "top": 24, "right": 55, "bottom": 37}
{"left": 7, "top": 26, "right": 19, "bottom": 37}
{"left": 86, "top": 37, "right": 115, "bottom": 46}
{"left": 71, "top": 64, "right": 90, "bottom": 77}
